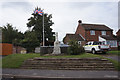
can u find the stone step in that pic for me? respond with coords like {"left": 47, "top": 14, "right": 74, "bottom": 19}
{"left": 23, "top": 62, "right": 114, "bottom": 66}
{"left": 24, "top": 60, "right": 109, "bottom": 64}
{"left": 21, "top": 64, "right": 114, "bottom": 67}
{"left": 22, "top": 61, "right": 113, "bottom": 65}
{"left": 24, "top": 60, "right": 109, "bottom": 62}
{"left": 21, "top": 58, "right": 115, "bottom": 70}
{"left": 22, "top": 64, "right": 113, "bottom": 67}
{"left": 21, "top": 66, "right": 115, "bottom": 69}
{"left": 20, "top": 67, "right": 115, "bottom": 70}
{"left": 27, "top": 58, "right": 108, "bottom": 61}
{"left": 33, "top": 57, "right": 107, "bottom": 60}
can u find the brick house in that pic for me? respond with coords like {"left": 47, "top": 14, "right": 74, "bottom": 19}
{"left": 116, "top": 29, "right": 120, "bottom": 50}
{"left": 63, "top": 20, "right": 118, "bottom": 50}
{"left": 63, "top": 34, "right": 85, "bottom": 46}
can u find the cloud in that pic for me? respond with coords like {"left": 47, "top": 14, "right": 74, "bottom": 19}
{"left": 0, "top": 1, "right": 34, "bottom": 32}
{"left": 50, "top": 2, "right": 118, "bottom": 40}
{"left": 0, "top": 1, "right": 118, "bottom": 41}
{"left": 1, "top": 2, "right": 33, "bottom": 12}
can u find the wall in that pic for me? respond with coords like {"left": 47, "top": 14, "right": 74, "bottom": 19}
{"left": 99, "top": 36, "right": 106, "bottom": 42}
{"left": 63, "top": 35, "right": 69, "bottom": 44}
{"left": 110, "top": 47, "right": 118, "bottom": 50}
{"left": 13, "top": 46, "right": 26, "bottom": 54}
{"left": 86, "top": 30, "right": 113, "bottom": 42}
{"left": 0, "top": 43, "right": 13, "bottom": 55}
{"left": 40, "top": 46, "right": 68, "bottom": 54}
{"left": 75, "top": 24, "right": 86, "bottom": 38}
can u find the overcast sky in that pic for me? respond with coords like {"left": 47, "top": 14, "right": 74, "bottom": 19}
{"left": 0, "top": 0, "right": 119, "bottom": 41}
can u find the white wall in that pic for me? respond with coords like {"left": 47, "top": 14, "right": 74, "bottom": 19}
{"left": 99, "top": 36, "right": 106, "bottom": 42}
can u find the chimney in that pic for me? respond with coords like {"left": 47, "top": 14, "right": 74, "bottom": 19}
{"left": 78, "top": 20, "right": 82, "bottom": 24}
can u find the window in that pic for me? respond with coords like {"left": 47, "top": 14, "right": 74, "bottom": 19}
{"left": 106, "top": 40, "right": 117, "bottom": 47}
{"left": 88, "top": 42, "right": 92, "bottom": 45}
{"left": 78, "top": 41, "right": 81, "bottom": 45}
{"left": 93, "top": 41, "right": 103, "bottom": 45}
{"left": 101, "top": 31, "right": 106, "bottom": 35}
{"left": 93, "top": 41, "right": 99, "bottom": 45}
{"left": 102, "top": 41, "right": 105, "bottom": 45}
{"left": 90, "top": 30, "right": 95, "bottom": 35}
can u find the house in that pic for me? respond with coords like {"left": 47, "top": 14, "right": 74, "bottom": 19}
{"left": 99, "top": 35, "right": 117, "bottom": 50}
{"left": 116, "top": 29, "right": 120, "bottom": 50}
{"left": 63, "top": 34, "right": 85, "bottom": 46}
{"left": 63, "top": 20, "right": 117, "bottom": 50}
{"left": 13, "top": 46, "right": 26, "bottom": 54}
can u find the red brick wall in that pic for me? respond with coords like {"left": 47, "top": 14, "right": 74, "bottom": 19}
{"left": 75, "top": 24, "right": 86, "bottom": 38}
{"left": 63, "top": 35, "right": 70, "bottom": 44}
{"left": 85, "top": 30, "right": 99, "bottom": 41}
{"left": 85, "top": 30, "right": 113, "bottom": 42}
{"left": 116, "top": 29, "right": 120, "bottom": 36}
{"left": 106, "top": 31, "right": 113, "bottom": 35}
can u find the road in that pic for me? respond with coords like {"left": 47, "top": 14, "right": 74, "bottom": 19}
{"left": 1, "top": 68, "right": 120, "bottom": 80}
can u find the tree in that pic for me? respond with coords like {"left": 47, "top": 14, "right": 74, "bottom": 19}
{"left": 2, "top": 23, "right": 24, "bottom": 44}
{"left": 68, "top": 40, "right": 85, "bottom": 55}
{"left": 20, "top": 31, "right": 40, "bottom": 53}
{"left": 27, "top": 7, "right": 55, "bottom": 46}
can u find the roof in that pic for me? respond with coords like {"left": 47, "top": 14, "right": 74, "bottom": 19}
{"left": 100, "top": 35, "right": 117, "bottom": 40}
{"left": 81, "top": 23, "right": 113, "bottom": 31}
{"left": 116, "top": 29, "right": 120, "bottom": 35}
{"left": 66, "top": 34, "right": 84, "bottom": 41}
{"left": 0, "top": 27, "right": 2, "bottom": 30}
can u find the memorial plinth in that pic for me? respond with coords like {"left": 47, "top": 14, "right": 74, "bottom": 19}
{"left": 52, "top": 32, "right": 61, "bottom": 54}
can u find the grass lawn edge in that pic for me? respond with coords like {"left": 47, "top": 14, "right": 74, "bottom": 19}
{"left": 1, "top": 53, "right": 120, "bottom": 71}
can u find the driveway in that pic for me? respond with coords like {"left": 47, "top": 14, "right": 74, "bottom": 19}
{"left": 103, "top": 56, "right": 120, "bottom": 62}
{"left": 97, "top": 53, "right": 120, "bottom": 62}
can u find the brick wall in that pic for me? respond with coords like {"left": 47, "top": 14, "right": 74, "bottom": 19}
{"left": 75, "top": 23, "right": 113, "bottom": 42}
{"left": 63, "top": 35, "right": 69, "bottom": 44}
{"left": 85, "top": 30, "right": 113, "bottom": 42}
{"left": 40, "top": 46, "right": 69, "bottom": 55}
{"left": 110, "top": 47, "right": 118, "bottom": 50}
{"left": 75, "top": 24, "right": 85, "bottom": 38}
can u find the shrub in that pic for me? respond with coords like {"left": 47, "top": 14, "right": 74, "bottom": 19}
{"left": 67, "top": 40, "right": 85, "bottom": 55}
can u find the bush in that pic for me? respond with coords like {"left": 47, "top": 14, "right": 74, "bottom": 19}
{"left": 67, "top": 40, "right": 85, "bottom": 55}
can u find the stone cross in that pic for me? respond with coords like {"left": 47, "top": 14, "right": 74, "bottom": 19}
{"left": 55, "top": 32, "right": 58, "bottom": 41}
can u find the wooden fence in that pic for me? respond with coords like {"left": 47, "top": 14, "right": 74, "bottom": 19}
{"left": 0, "top": 43, "right": 13, "bottom": 55}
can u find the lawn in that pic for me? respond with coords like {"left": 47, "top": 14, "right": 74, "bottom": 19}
{"left": 1, "top": 53, "right": 120, "bottom": 70}
{"left": 2, "top": 54, "right": 40, "bottom": 68}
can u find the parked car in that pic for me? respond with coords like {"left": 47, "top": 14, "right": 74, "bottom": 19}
{"left": 83, "top": 41, "right": 110, "bottom": 54}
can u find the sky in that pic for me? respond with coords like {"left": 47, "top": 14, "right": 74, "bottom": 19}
{"left": 0, "top": 0, "right": 119, "bottom": 41}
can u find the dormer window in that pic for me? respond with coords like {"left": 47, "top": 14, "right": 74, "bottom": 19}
{"left": 101, "top": 31, "right": 106, "bottom": 35}
{"left": 90, "top": 30, "right": 95, "bottom": 35}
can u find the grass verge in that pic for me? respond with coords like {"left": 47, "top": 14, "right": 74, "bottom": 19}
{"left": 2, "top": 54, "right": 40, "bottom": 68}
{"left": 106, "top": 58, "right": 120, "bottom": 71}
{"left": 107, "top": 50, "right": 120, "bottom": 56}
{"left": 2, "top": 53, "right": 120, "bottom": 70}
